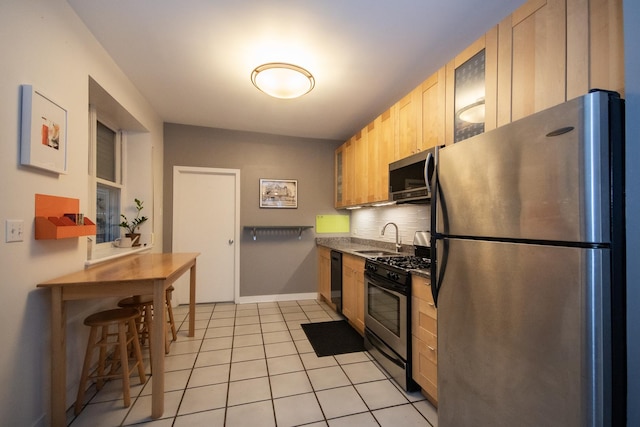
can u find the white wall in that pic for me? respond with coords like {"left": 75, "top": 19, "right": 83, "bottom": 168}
{"left": 0, "top": 1, "right": 163, "bottom": 426}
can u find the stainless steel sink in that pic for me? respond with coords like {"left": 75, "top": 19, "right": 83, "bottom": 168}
{"left": 354, "top": 249, "right": 399, "bottom": 256}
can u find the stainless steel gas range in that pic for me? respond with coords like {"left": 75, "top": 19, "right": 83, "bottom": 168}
{"left": 363, "top": 246, "right": 430, "bottom": 392}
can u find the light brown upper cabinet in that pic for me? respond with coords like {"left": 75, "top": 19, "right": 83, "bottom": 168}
{"left": 336, "top": 138, "right": 356, "bottom": 208}
{"left": 334, "top": 144, "right": 344, "bottom": 208}
{"left": 497, "top": 0, "right": 566, "bottom": 124}
{"left": 445, "top": 30, "right": 498, "bottom": 145}
{"left": 333, "top": 0, "right": 623, "bottom": 209}
{"left": 336, "top": 107, "right": 396, "bottom": 208}
{"left": 376, "top": 107, "right": 395, "bottom": 202}
{"left": 336, "top": 120, "right": 389, "bottom": 208}
{"left": 395, "top": 87, "right": 421, "bottom": 159}
{"left": 420, "top": 67, "right": 446, "bottom": 150}
{"left": 496, "top": 0, "right": 623, "bottom": 126}
{"left": 585, "top": 0, "right": 624, "bottom": 97}
{"left": 354, "top": 129, "right": 368, "bottom": 205}
{"left": 394, "top": 65, "right": 447, "bottom": 158}
{"left": 365, "top": 121, "right": 379, "bottom": 203}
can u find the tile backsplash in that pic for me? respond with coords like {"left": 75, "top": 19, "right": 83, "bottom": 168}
{"left": 350, "top": 203, "right": 430, "bottom": 246}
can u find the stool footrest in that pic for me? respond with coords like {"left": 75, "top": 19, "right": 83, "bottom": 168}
{"left": 74, "top": 309, "right": 146, "bottom": 416}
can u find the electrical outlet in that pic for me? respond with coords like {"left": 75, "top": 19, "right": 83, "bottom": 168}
{"left": 6, "top": 219, "right": 24, "bottom": 242}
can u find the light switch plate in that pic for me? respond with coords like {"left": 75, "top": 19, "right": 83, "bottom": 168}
{"left": 6, "top": 219, "right": 24, "bottom": 242}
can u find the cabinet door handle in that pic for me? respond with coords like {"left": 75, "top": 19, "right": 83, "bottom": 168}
{"left": 228, "top": 239, "right": 234, "bottom": 245}
{"left": 428, "top": 346, "right": 435, "bottom": 351}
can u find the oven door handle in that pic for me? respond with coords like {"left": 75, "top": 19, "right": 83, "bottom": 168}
{"left": 365, "top": 272, "right": 407, "bottom": 295}
{"left": 366, "top": 330, "right": 405, "bottom": 369}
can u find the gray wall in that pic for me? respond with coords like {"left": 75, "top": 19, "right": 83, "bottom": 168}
{"left": 163, "top": 123, "right": 342, "bottom": 298}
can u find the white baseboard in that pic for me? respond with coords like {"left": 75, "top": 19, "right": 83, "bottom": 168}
{"left": 237, "top": 292, "right": 318, "bottom": 304}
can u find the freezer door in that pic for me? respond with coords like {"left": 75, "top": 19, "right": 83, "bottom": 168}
{"left": 436, "top": 91, "right": 612, "bottom": 244}
{"left": 436, "top": 238, "right": 610, "bottom": 427}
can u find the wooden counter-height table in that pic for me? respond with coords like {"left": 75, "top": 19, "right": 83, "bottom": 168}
{"left": 38, "top": 252, "right": 199, "bottom": 426}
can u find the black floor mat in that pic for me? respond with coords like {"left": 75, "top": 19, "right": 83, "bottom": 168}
{"left": 301, "top": 320, "right": 365, "bottom": 357}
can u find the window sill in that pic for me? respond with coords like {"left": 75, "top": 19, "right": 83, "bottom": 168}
{"left": 85, "top": 244, "right": 153, "bottom": 267}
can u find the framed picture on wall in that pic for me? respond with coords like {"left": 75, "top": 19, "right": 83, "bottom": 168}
{"left": 260, "top": 179, "right": 298, "bottom": 208}
{"left": 20, "top": 85, "right": 68, "bottom": 174}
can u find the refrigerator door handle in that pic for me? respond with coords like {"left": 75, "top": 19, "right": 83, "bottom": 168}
{"left": 430, "top": 147, "right": 449, "bottom": 308}
{"left": 430, "top": 149, "right": 440, "bottom": 306}
{"left": 424, "top": 151, "right": 434, "bottom": 194}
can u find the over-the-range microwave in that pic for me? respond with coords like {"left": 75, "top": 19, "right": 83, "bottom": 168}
{"left": 388, "top": 147, "right": 439, "bottom": 203}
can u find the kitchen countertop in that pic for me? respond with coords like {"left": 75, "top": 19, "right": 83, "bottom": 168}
{"left": 316, "top": 237, "right": 430, "bottom": 278}
{"left": 315, "top": 237, "right": 411, "bottom": 257}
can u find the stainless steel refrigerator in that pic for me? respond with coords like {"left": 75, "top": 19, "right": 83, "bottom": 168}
{"left": 430, "top": 90, "right": 626, "bottom": 427}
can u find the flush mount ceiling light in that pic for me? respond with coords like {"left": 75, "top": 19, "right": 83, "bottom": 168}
{"left": 457, "top": 98, "right": 486, "bottom": 124}
{"left": 251, "top": 63, "right": 315, "bottom": 99}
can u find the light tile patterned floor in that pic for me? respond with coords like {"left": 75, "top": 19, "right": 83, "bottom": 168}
{"left": 68, "top": 299, "right": 438, "bottom": 426}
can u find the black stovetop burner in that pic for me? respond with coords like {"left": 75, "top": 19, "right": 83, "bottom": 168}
{"left": 373, "top": 256, "right": 431, "bottom": 271}
{"left": 364, "top": 245, "right": 431, "bottom": 286}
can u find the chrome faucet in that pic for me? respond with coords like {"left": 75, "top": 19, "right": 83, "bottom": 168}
{"left": 382, "top": 222, "right": 401, "bottom": 252}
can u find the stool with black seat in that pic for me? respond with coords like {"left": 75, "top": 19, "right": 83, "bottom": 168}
{"left": 74, "top": 307, "right": 146, "bottom": 415}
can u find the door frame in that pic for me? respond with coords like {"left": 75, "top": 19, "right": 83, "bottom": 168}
{"left": 172, "top": 165, "right": 241, "bottom": 303}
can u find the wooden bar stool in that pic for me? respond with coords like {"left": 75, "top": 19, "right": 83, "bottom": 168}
{"left": 117, "top": 295, "right": 154, "bottom": 348}
{"left": 166, "top": 285, "right": 177, "bottom": 343}
{"left": 118, "top": 287, "right": 177, "bottom": 354}
{"left": 74, "top": 308, "right": 146, "bottom": 415}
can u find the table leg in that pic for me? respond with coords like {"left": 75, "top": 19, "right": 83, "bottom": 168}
{"left": 51, "top": 287, "right": 66, "bottom": 427}
{"left": 151, "top": 280, "right": 165, "bottom": 419}
{"left": 189, "top": 261, "right": 196, "bottom": 337}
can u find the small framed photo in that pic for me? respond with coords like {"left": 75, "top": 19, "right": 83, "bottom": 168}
{"left": 260, "top": 179, "right": 298, "bottom": 208}
{"left": 20, "top": 85, "right": 68, "bottom": 174}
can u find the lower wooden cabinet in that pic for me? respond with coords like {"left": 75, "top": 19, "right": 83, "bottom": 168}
{"left": 411, "top": 274, "right": 438, "bottom": 404}
{"left": 317, "top": 246, "right": 332, "bottom": 308}
{"left": 342, "top": 254, "right": 365, "bottom": 334}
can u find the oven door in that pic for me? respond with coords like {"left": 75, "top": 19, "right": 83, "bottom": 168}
{"left": 364, "top": 271, "right": 408, "bottom": 360}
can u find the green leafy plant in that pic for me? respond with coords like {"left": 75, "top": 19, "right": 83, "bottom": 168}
{"left": 119, "top": 198, "right": 148, "bottom": 234}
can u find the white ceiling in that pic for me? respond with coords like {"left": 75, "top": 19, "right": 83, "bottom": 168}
{"left": 67, "top": 0, "right": 525, "bottom": 141}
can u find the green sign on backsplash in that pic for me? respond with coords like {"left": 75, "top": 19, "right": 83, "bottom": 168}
{"left": 315, "top": 215, "right": 350, "bottom": 233}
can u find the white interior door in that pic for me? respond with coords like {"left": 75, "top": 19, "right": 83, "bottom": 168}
{"left": 173, "top": 166, "right": 239, "bottom": 303}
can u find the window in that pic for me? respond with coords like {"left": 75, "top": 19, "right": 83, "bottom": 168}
{"left": 91, "top": 111, "right": 124, "bottom": 244}
{"left": 96, "top": 182, "right": 120, "bottom": 243}
{"left": 97, "top": 122, "right": 117, "bottom": 182}
{"left": 89, "top": 77, "right": 151, "bottom": 255}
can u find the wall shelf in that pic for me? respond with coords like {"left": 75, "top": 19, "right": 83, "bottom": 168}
{"left": 35, "top": 194, "right": 96, "bottom": 240}
{"left": 244, "top": 226, "right": 313, "bottom": 241}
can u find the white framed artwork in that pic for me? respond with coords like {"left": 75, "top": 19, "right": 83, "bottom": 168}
{"left": 259, "top": 179, "right": 298, "bottom": 208}
{"left": 20, "top": 85, "right": 68, "bottom": 174}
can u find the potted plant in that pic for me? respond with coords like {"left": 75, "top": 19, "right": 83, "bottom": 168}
{"left": 119, "top": 198, "right": 148, "bottom": 246}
